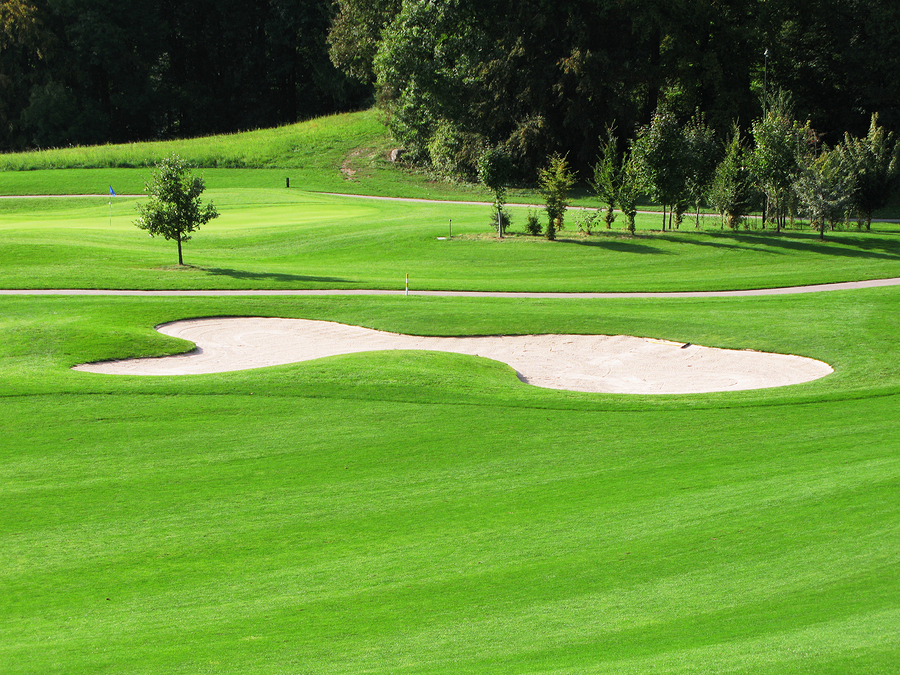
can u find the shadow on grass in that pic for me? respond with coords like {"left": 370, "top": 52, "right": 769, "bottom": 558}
{"left": 702, "top": 230, "right": 900, "bottom": 260}
{"left": 202, "top": 267, "right": 351, "bottom": 283}
{"left": 557, "top": 234, "right": 671, "bottom": 254}
{"left": 621, "top": 228, "right": 900, "bottom": 261}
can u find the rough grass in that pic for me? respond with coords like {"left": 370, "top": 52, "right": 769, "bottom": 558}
{"left": 0, "top": 109, "right": 496, "bottom": 202}
{"left": 0, "top": 110, "right": 389, "bottom": 171}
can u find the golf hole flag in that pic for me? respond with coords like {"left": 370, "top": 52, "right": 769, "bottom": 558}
{"left": 109, "top": 186, "right": 116, "bottom": 196}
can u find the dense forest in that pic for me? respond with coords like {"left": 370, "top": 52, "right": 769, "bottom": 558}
{"left": 0, "top": 0, "right": 371, "bottom": 150}
{"left": 2, "top": 0, "right": 900, "bottom": 181}
{"left": 329, "top": 0, "right": 900, "bottom": 178}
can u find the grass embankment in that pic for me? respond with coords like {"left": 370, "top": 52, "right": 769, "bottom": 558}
{"left": 2, "top": 290, "right": 899, "bottom": 674}
{"left": 0, "top": 109, "right": 498, "bottom": 202}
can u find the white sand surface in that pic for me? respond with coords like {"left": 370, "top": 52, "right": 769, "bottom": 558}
{"left": 73, "top": 317, "right": 833, "bottom": 394}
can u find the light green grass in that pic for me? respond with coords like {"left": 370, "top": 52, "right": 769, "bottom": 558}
{"left": 0, "top": 189, "right": 898, "bottom": 291}
{"left": 1, "top": 290, "right": 899, "bottom": 674}
{"left": 2, "top": 107, "right": 900, "bottom": 674}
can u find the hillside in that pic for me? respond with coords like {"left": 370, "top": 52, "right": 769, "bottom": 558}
{"left": 0, "top": 109, "right": 502, "bottom": 202}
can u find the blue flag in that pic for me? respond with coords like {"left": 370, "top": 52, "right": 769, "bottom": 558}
{"left": 109, "top": 186, "right": 116, "bottom": 196}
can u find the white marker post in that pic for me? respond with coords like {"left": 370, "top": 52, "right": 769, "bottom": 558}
{"left": 449, "top": 218, "right": 452, "bottom": 238}
{"left": 405, "top": 273, "right": 409, "bottom": 296}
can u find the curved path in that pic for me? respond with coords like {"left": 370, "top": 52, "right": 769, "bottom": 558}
{"left": 3, "top": 276, "right": 900, "bottom": 298}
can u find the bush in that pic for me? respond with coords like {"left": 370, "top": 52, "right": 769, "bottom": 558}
{"left": 525, "top": 210, "right": 543, "bottom": 236}
{"left": 575, "top": 210, "right": 600, "bottom": 234}
{"left": 489, "top": 209, "right": 511, "bottom": 234}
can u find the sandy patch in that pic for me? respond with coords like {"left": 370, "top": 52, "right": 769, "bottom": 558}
{"left": 72, "top": 317, "right": 833, "bottom": 394}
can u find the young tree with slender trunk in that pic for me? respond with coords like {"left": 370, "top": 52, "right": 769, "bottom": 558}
{"left": 591, "top": 124, "right": 621, "bottom": 230}
{"left": 135, "top": 154, "right": 219, "bottom": 266}
{"left": 538, "top": 154, "right": 576, "bottom": 241}
{"left": 837, "top": 113, "right": 900, "bottom": 230}
{"left": 747, "top": 92, "right": 809, "bottom": 231}
{"left": 630, "top": 106, "right": 691, "bottom": 231}
{"left": 683, "top": 111, "right": 719, "bottom": 228}
{"left": 793, "top": 147, "right": 854, "bottom": 240}
{"left": 478, "top": 146, "right": 513, "bottom": 237}
{"left": 708, "top": 124, "right": 753, "bottom": 230}
{"left": 618, "top": 157, "right": 641, "bottom": 235}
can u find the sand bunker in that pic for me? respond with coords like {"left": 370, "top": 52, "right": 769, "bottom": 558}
{"left": 73, "top": 317, "right": 833, "bottom": 394}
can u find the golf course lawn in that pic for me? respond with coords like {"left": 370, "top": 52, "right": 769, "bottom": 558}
{"left": 1, "top": 289, "right": 899, "bottom": 674}
{"left": 2, "top": 111, "right": 899, "bottom": 673}
{"left": 1, "top": 188, "right": 900, "bottom": 292}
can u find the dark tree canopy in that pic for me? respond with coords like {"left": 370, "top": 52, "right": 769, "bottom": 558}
{"left": 328, "top": 0, "right": 900, "bottom": 180}
{"left": 3, "top": 0, "right": 900, "bottom": 178}
{"left": 0, "top": 0, "right": 371, "bottom": 151}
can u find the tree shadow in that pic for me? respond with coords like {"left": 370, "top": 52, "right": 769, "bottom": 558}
{"left": 201, "top": 267, "right": 352, "bottom": 283}
{"left": 558, "top": 235, "right": 672, "bottom": 254}
{"left": 673, "top": 230, "right": 900, "bottom": 260}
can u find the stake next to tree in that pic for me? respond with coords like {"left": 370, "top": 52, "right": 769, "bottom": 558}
{"left": 135, "top": 154, "right": 219, "bottom": 266}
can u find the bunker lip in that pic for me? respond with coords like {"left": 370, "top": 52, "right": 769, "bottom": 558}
{"left": 72, "top": 317, "right": 834, "bottom": 395}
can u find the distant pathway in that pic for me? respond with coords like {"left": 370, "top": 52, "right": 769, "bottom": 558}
{"left": 3, "top": 277, "right": 900, "bottom": 298}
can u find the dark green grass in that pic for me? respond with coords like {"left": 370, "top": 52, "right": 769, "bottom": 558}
{"left": 1, "top": 190, "right": 899, "bottom": 291}
{"left": 1, "top": 290, "right": 899, "bottom": 674}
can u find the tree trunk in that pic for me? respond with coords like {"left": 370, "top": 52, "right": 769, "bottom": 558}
{"left": 177, "top": 237, "right": 183, "bottom": 265}
{"left": 661, "top": 205, "right": 666, "bottom": 231}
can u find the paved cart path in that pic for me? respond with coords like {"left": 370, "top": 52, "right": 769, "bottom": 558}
{"left": 3, "top": 276, "right": 900, "bottom": 298}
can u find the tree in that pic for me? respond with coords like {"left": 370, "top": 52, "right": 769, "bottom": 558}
{"left": 328, "top": 0, "right": 401, "bottom": 83}
{"left": 682, "top": 111, "right": 719, "bottom": 228}
{"left": 747, "top": 91, "right": 810, "bottom": 231}
{"left": 707, "top": 123, "right": 753, "bottom": 230}
{"left": 135, "top": 154, "right": 219, "bottom": 265}
{"left": 478, "top": 146, "right": 513, "bottom": 237}
{"left": 630, "top": 106, "right": 691, "bottom": 230}
{"left": 617, "top": 154, "right": 641, "bottom": 235}
{"left": 0, "top": 0, "right": 47, "bottom": 148}
{"left": 837, "top": 113, "right": 900, "bottom": 230}
{"left": 591, "top": 124, "right": 622, "bottom": 229}
{"left": 538, "top": 154, "right": 576, "bottom": 241}
{"left": 793, "top": 147, "right": 854, "bottom": 240}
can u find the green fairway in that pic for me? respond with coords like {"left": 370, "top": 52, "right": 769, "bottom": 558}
{"left": 1, "top": 189, "right": 900, "bottom": 291}
{"left": 2, "top": 110, "right": 900, "bottom": 674}
{"left": 1, "top": 290, "right": 899, "bottom": 674}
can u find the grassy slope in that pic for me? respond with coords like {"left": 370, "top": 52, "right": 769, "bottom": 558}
{"left": 2, "top": 112, "right": 899, "bottom": 674}
{"left": 1, "top": 291, "right": 899, "bottom": 675}
{"left": 0, "top": 109, "right": 496, "bottom": 202}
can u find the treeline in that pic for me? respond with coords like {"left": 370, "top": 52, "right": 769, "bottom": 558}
{"left": 0, "top": 0, "right": 370, "bottom": 151}
{"left": 594, "top": 96, "right": 898, "bottom": 239}
{"left": 329, "top": 0, "right": 900, "bottom": 180}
